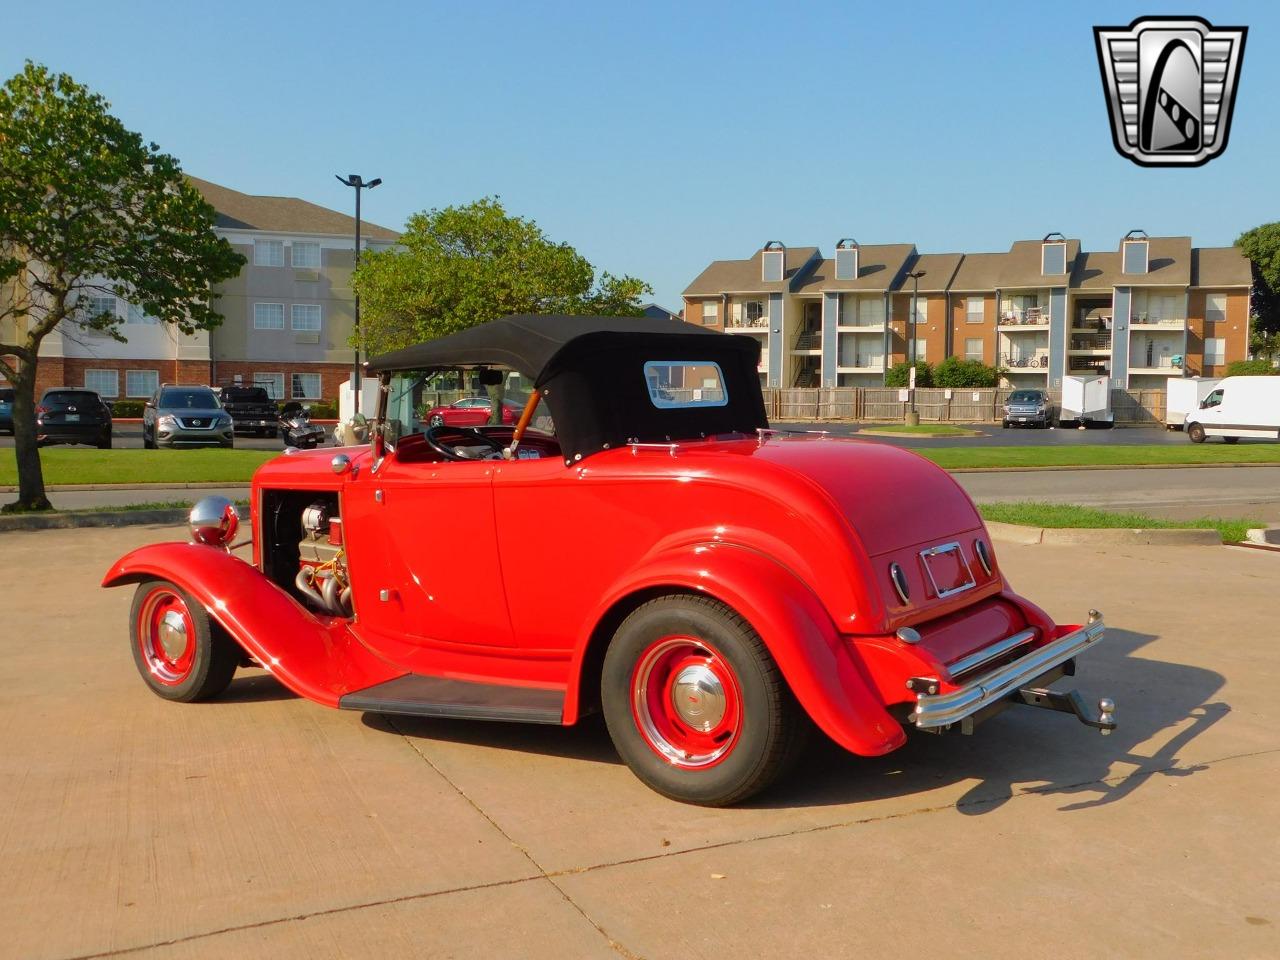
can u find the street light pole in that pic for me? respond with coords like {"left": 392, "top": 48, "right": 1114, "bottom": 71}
{"left": 335, "top": 174, "right": 382, "bottom": 414}
{"left": 905, "top": 269, "right": 927, "bottom": 426}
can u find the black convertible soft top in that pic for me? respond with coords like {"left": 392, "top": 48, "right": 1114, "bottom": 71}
{"left": 366, "top": 314, "right": 768, "bottom": 464}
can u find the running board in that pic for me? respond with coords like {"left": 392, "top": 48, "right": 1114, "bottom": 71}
{"left": 338, "top": 674, "right": 564, "bottom": 724}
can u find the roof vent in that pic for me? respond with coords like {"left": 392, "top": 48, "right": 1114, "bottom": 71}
{"left": 762, "top": 241, "right": 786, "bottom": 283}
{"left": 834, "top": 238, "right": 859, "bottom": 281}
{"left": 1122, "top": 230, "right": 1149, "bottom": 274}
{"left": 1041, "top": 233, "right": 1068, "bottom": 276}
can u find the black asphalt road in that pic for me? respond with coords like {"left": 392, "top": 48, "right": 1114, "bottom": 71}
{"left": 774, "top": 421, "right": 1199, "bottom": 448}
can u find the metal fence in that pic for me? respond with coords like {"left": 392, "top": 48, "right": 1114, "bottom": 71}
{"left": 763, "top": 388, "right": 1168, "bottom": 424}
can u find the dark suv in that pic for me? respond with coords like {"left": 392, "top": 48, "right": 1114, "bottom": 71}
{"left": 36, "top": 389, "right": 114, "bottom": 448}
{"left": 220, "top": 386, "right": 279, "bottom": 436}
{"left": 0, "top": 387, "right": 13, "bottom": 435}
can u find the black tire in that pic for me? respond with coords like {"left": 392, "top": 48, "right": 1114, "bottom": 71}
{"left": 1001, "top": 421, "right": 1009, "bottom": 429}
{"left": 1223, "top": 435, "right": 1240, "bottom": 444}
{"left": 98, "top": 432, "right": 112, "bottom": 449}
{"left": 129, "top": 579, "right": 238, "bottom": 702}
{"left": 601, "top": 595, "right": 809, "bottom": 806}
{"left": 143, "top": 430, "right": 155, "bottom": 450}
{"left": 429, "top": 414, "right": 445, "bottom": 428}
{"left": 1187, "top": 422, "right": 1206, "bottom": 443}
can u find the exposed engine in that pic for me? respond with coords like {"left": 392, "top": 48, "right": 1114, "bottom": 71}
{"left": 294, "top": 501, "right": 353, "bottom": 617}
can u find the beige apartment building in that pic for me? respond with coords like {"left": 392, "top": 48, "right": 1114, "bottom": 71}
{"left": 6, "top": 177, "right": 398, "bottom": 402}
{"left": 684, "top": 233, "right": 1254, "bottom": 391}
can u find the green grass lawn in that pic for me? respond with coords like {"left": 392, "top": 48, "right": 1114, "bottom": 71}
{"left": 918, "top": 444, "right": 1280, "bottom": 470}
{"left": 979, "top": 501, "right": 1259, "bottom": 543}
{"left": 0, "top": 449, "right": 276, "bottom": 487}
{"left": 859, "top": 424, "right": 976, "bottom": 437}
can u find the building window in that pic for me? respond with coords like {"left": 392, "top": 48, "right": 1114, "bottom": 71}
{"left": 254, "top": 240, "right": 284, "bottom": 267}
{"left": 857, "top": 297, "right": 885, "bottom": 327}
{"left": 291, "top": 241, "right": 321, "bottom": 269}
{"left": 910, "top": 338, "right": 927, "bottom": 362}
{"left": 1205, "top": 293, "right": 1228, "bottom": 323}
{"left": 744, "top": 300, "right": 764, "bottom": 324}
{"left": 1205, "top": 337, "right": 1225, "bottom": 366}
{"left": 1123, "top": 240, "right": 1149, "bottom": 275}
{"left": 965, "top": 338, "right": 984, "bottom": 362}
{"left": 966, "top": 297, "right": 985, "bottom": 324}
{"left": 702, "top": 301, "right": 719, "bottom": 325}
{"left": 84, "top": 369, "right": 119, "bottom": 398}
{"left": 126, "top": 302, "right": 159, "bottom": 325}
{"left": 291, "top": 372, "right": 322, "bottom": 400}
{"left": 254, "top": 303, "right": 285, "bottom": 330}
{"left": 254, "top": 373, "right": 285, "bottom": 399}
{"left": 84, "top": 295, "right": 117, "bottom": 321}
{"left": 1042, "top": 242, "right": 1067, "bottom": 276}
{"left": 126, "top": 369, "right": 159, "bottom": 397}
{"left": 911, "top": 296, "right": 928, "bottom": 327}
{"left": 291, "top": 304, "right": 322, "bottom": 331}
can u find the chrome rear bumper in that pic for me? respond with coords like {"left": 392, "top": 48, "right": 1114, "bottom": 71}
{"left": 912, "top": 614, "right": 1107, "bottom": 731}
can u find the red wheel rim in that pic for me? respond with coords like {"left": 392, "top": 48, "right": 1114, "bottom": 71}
{"left": 630, "top": 636, "right": 742, "bottom": 769}
{"left": 136, "top": 587, "right": 197, "bottom": 686}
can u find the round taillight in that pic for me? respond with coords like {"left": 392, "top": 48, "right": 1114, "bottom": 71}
{"left": 975, "top": 539, "right": 993, "bottom": 576}
{"left": 889, "top": 563, "right": 910, "bottom": 604}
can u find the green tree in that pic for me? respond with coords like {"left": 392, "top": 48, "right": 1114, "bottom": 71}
{"left": 933, "top": 355, "right": 999, "bottom": 388}
{"left": 1235, "top": 223, "right": 1280, "bottom": 339}
{"left": 352, "top": 197, "right": 652, "bottom": 421}
{"left": 884, "top": 360, "right": 933, "bottom": 388}
{"left": 1225, "top": 359, "right": 1278, "bottom": 376}
{"left": 0, "top": 62, "right": 244, "bottom": 511}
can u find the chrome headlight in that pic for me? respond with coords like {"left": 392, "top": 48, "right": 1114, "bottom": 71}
{"left": 189, "top": 496, "right": 239, "bottom": 548}
{"left": 158, "top": 414, "right": 178, "bottom": 428}
{"left": 216, "top": 414, "right": 232, "bottom": 427}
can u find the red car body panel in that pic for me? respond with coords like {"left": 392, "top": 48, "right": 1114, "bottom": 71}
{"left": 104, "top": 432, "right": 1068, "bottom": 757}
{"left": 423, "top": 399, "right": 519, "bottom": 427}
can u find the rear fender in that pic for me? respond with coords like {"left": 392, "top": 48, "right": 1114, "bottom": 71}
{"left": 102, "top": 542, "right": 401, "bottom": 706}
{"left": 571, "top": 541, "right": 907, "bottom": 757}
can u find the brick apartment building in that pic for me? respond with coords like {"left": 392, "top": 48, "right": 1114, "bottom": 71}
{"left": 1, "top": 177, "right": 398, "bottom": 402}
{"left": 683, "top": 233, "right": 1253, "bottom": 391}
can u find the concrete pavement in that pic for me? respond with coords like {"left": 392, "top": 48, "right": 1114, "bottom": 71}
{"left": 2, "top": 523, "right": 1278, "bottom": 959}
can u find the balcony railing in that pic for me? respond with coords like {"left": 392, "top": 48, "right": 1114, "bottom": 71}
{"left": 727, "top": 315, "right": 768, "bottom": 329}
{"left": 1069, "top": 358, "right": 1109, "bottom": 374}
{"left": 1001, "top": 307, "right": 1049, "bottom": 325}
{"left": 1070, "top": 333, "right": 1112, "bottom": 351}
{"left": 1129, "top": 315, "right": 1184, "bottom": 327}
{"left": 842, "top": 356, "right": 885, "bottom": 369}
{"left": 1001, "top": 353, "right": 1049, "bottom": 369}
{"left": 793, "top": 331, "right": 821, "bottom": 351}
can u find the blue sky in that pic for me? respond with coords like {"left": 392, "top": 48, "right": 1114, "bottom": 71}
{"left": 3, "top": 1, "right": 1274, "bottom": 308}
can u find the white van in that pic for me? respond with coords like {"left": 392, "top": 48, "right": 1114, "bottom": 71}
{"left": 1184, "top": 376, "right": 1280, "bottom": 443}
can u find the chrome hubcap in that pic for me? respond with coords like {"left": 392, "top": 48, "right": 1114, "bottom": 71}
{"left": 671, "top": 664, "right": 726, "bottom": 732}
{"left": 157, "top": 610, "right": 188, "bottom": 660}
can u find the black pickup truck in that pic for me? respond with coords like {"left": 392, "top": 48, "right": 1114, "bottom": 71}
{"left": 220, "top": 386, "right": 279, "bottom": 436}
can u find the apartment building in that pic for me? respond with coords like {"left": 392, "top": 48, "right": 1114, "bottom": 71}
{"left": 15, "top": 177, "right": 398, "bottom": 402}
{"left": 684, "top": 233, "right": 1253, "bottom": 390}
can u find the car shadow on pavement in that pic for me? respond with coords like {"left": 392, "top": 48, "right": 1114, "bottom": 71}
{"left": 217, "top": 670, "right": 303, "bottom": 703}
{"left": 756, "top": 626, "right": 1228, "bottom": 813}
{"left": 319, "top": 626, "right": 1226, "bottom": 814}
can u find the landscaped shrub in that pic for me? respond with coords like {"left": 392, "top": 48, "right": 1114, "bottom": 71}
{"left": 884, "top": 361, "right": 933, "bottom": 388}
{"left": 1225, "top": 359, "right": 1280, "bottom": 377}
{"left": 306, "top": 399, "right": 339, "bottom": 418}
{"left": 934, "top": 356, "right": 1000, "bottom": 388}
{"left": 108, "top": 399, "right": 145, "bottom": 417}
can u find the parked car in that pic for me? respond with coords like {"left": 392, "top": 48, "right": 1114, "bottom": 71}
{"left": 421, "top": 395, "right": 521, "bottom": 428}
{"left": 104, "top": 314, "right": 1115, "bottom": 806}
{"left": 0, "top": 387, "right": 13, "bottom": 435}
{"left": 1002, "top": 389, "right": 1055, "bottom": 429}
{"left": 1185, "top": 375, "right": 1280, "bottom": 444}
{"left": 36, "top": 388, "right": 113, "bottom": 448}
{"left": 220, "top": 386, "right": 280, "bottom": 437}
{"left": 142, "top": 385, "right": 234, "bottom": 449}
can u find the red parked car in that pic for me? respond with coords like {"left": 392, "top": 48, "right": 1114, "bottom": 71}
{"left": 103, "top": 315, "right": 1115, "bottom": 806}
{"left": 422, "top": 395, "right": 521, "bottom": 428}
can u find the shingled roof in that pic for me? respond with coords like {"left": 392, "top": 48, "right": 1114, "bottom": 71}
{"left": 1072, "top": 236, "right": 1192, "bottom": 289}
{"left": 683, "top": 246, "right": 820, "bottom": 295}
{"left": 187, "top": 176, "right": 400, "bottom": 240}
{"left": 1191, "top": 246, "right": 1253, "bottom": 287}
{"left": 791, "top": 244, "right": 917, "bottom": 293}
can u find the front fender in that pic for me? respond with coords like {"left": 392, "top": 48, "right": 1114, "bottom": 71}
{"left": 572, "top": 542, "right": 907, "bottom": 757}
{"left": 102, "top": 542, "right": 401, "bottom": 706}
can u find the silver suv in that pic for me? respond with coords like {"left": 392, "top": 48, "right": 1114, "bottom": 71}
{"left": 143, "top": 385, "right": 235, "bottom": 448}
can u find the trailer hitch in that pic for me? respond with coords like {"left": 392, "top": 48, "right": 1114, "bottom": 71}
{"left": 1012, "top": 687, "right": 1117, "bottom": 735}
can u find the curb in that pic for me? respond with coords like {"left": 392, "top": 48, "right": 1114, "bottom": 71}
{"left": 0, "top": 482, "right": 252, "bottom": 493}
{"left": 0, "top": 508, "right": 189, "bottom": 533}
{"left": 857, "top": 429, "right": 984, "bottom": 439}
{"left": 986, "top": 520, "right": 1223, "bottom": 547}
{"left": 1246, "top": 526, "right": 1280, "bottom": 546}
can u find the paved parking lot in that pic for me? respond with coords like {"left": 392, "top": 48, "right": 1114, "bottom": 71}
{"left": 0, "top": 424, "right": 293, "bottom": 451}
{"left": 1, "top": 525, "right": 1277, "bottom": 959}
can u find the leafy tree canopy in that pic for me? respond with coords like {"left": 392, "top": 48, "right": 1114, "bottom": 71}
{"left": 884, "top": 361, "right": 933, "bottom": 388}
{"left": 1235, "top": 223, "right": 1280, "bottom": 337}
{"left": 934, "top": 355, "right": 999, "bottom": 388}
{"left": 1, "top": 61, "right": 243, "bottom": 510}
{"left": 352, "top": 196, "right": 652, "bottom": 357}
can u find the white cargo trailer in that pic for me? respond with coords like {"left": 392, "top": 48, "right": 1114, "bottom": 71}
{"left": 1164, "top": 376, "right": 1221, "bottom": 429}
{"left": 1060, "top": 375, "right": 1113, "bottom": 427}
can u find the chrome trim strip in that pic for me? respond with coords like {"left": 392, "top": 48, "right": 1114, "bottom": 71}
{"left": 946, "top": 628, "right": 1037, "bottom": 680}
{"left": 913, "top": 619, "right": 1106, "bottom": 729}
{"left": 919, "top": 541, "right": 976, "bottom": 599}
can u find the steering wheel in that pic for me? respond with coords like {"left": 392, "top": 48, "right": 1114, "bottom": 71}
{"left": 424, "top": 424, "right": 506, "bottom": 462}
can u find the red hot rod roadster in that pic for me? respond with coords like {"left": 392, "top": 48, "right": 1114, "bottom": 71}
{"left": 104, "top": 314, "right": 1115, "bottom": 806}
